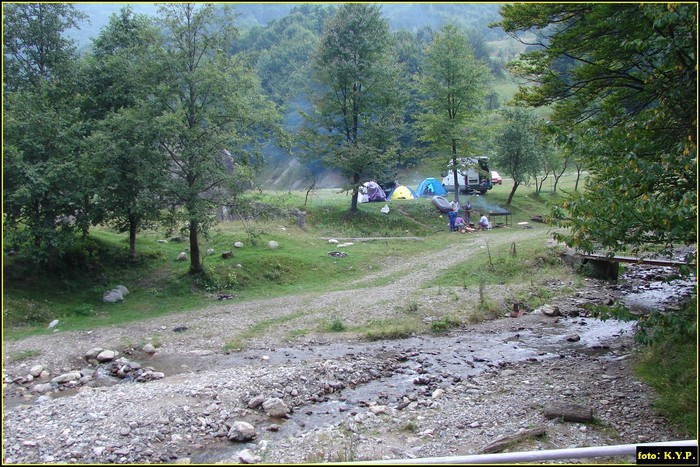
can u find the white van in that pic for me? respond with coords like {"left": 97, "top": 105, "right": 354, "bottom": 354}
{"left": 441, "top": 157, "right": 493, "bottom": 195}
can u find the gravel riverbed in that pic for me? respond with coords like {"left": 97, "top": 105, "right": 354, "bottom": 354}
{"left": 3, "top": 229, "right": 692, "bottom": 464}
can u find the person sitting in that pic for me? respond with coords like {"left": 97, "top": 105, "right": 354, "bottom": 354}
{"left": 478, "top": 213, "right": 491, "bottom": 230}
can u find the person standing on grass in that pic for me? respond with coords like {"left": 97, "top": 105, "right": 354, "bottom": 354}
{"left": 448, "top": 209, "right": 458, "bottom": 231}
{"left": 464, "top": 200, "right": 473, "bottom": 226}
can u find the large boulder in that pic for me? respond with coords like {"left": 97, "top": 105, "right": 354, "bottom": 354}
{"left": 103, "top": 289, "right": 123, "bottom": 303}
{"left": 51, "top": 371, "right": 82, "bottom": 384}
{"left": 227, "top": 421, "right": 256, "bottom": 442}
{"left": 96, "top": 350, "right": 118, "bottom": 362}
{"left": 262, "top": 398, "right": 289, "bottom": 418}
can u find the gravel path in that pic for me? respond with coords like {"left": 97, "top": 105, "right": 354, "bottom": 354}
{"left": 2, "top": 227, "right": 690, "bottom": 464}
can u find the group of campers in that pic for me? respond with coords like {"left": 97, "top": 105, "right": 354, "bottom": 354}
{"left": 447, "top": 200, "right": 490, "bottom": 232}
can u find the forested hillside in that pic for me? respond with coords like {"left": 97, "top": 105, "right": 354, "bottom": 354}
{"left": 62, "top": 3, "right": 511, "bottom": 191}
{"left": 4, "top": 2, "right": 695, "bottom": 269}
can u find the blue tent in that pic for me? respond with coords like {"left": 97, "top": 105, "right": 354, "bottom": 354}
{"left": 416, "top": 178, "right": 447, "bottom": 197}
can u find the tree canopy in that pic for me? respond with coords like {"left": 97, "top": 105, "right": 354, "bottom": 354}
{"left": 304, "top": 3, "right": 406, "bottom": 211}
{"left": 3, "top": 3, "right": 89, "bottom": 264}
{"left": 416, "top": 24, "right": 491, "bottom": 204}
{"left": 495, "top": 3, "right": 697, "bottom": 259}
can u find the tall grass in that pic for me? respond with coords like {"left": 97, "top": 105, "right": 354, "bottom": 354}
{"left": 634, "top": 301, "right": 697, "bottom": 437}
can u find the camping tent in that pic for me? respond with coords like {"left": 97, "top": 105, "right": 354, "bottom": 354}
{"left": 416, "top": 177, "right": 447, "bottom": 197}
{"left": 365, "top": 181, "right": 386, "bottom": 202}
{"left": 389, "top": 185, "right": 418, "bottom": 200}
{"left": 357, "top": 181, "right": 387, "bottom": 203}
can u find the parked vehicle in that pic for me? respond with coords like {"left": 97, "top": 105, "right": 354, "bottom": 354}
{"left": 491, "top": 171, "right": 503, "bottom": 185}
{"left": 441, "top": 157, "right": 493, "bottom": 195}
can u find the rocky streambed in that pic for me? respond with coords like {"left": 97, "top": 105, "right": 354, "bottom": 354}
{"left": 2, "top": 311, "right": 689, "bottom": 464}
{"left": 3, "top": 235, "right": 695, "bottom": 464}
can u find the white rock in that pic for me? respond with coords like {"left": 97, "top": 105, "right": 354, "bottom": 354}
{"left": 431, "top": 389, "right": 445, "bottom": 399}
{"left": 206, "top": 248, "right": 215, "bottom": 256}
{"left": 84, "top": 348, "right": 104, "bottom": 360}
{"left": 177, "top": 252, "right": 188, "bottom": 261}
{"left": 228, "top": 421, "right": 256, "bottom": 442}
{"left": 142, "top": 343, "right": 156, "bottom": 355}
{"left": 96, "top": 350, "right": 118, "bottom": 362}
{"left": 239, "top": 449, "right": 261, "bottom": 464}
{"left": 267, "top": 241, "right": 279, "bottom": 249}
{"left": 32, "top": 383, "right": 52, "bottom": 394}
{"left": 47, "top": 319, "right": 59, "bottom": 329}
{"left": 328, "top": 239, "right": 339, "bottom": 244}
{"left": 262, "top": 398, "right": 289, "bottom": 418}
{"left": 114, "top": 285, "right": 129, "bottom": 296}
{"left": 248, "top": 395, "right": 265, "bottom": 409}
{"left": 103, "top": 290, "right": 123, "bottom": 303}
{"left": 234, "top": 242, "right": 244, "bottom": 248}
{"left": 29, "top": 365, "right": 45, "bottom": 377}
{"left": 51, "top": 371, "right": 82, "bottom": 384}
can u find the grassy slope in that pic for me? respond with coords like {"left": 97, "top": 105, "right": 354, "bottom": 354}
{"left": 3, "top": 176, "right": 576, "bottom": 339}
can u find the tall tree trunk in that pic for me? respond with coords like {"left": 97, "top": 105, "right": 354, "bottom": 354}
{"left": 574, "top": 164, "right": 583, "bottom": 191}
{"left": 189, "top": 219, "right": 201, "bottom": 273}
{"left": 451, "top": 147, "right": 460, "bottom": 204}
{"left": 506, "top": 181, "right": 520, "bottom": 206}
{"left": 129, "top": 215, "right": 138, "bottom": 262}
{"left": 350, "top": 172, "right": 360, "bottom": 212}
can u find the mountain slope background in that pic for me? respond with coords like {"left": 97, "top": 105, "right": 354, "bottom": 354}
{"left": 67, "top": 3, "right": 511, "bottom": 191}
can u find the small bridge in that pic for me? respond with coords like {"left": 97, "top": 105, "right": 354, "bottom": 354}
{"left": 580, "top": 254, "right": 694, "bottom": 280}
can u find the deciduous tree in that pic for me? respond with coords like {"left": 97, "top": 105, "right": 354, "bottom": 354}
{"left": 83, "top": 7, "right": 167, "bottom": 261}
{"left": 493, "top": 107, "right": 541, "bottom": 205}
{"left": 495, "top": 3, "right": 696, "bottom": 258}
{"left": 416, "top": 24, "right": 490, "bottom": 204}
{"left": 3, "top": 3, "right": 89, "bottom": 264}
{"left": 152, "top": 3, "right": 281, "bottom": 273}
{"left": 303, "top": 3, "right": 405, "bottom": 212}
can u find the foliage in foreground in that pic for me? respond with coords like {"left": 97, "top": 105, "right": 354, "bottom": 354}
{"left": 586, "top": 298, "right": 697, "bottom": 437}
{"left": 635, "top": 301, "right": 697, "bottom": 437}
{"left": 496, "top": 3, "right": 697, "bottom": 259}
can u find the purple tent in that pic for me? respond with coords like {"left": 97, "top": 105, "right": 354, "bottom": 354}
{"left": 365, "top": 181, "right": 386, "bottom": 202}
